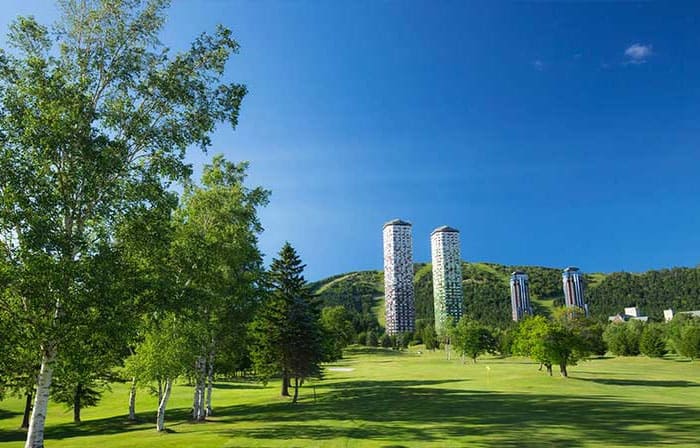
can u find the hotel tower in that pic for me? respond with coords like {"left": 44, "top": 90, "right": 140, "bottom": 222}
{"left": 562, "top": 266, "right": 588, "bottom": 315}
{"left": 510, "top": 271, "right": 533, "bottom": 321}
{"left": 430, "top": 226, "right": 464, "bottom": 334}
{"left": 383, "top": 219, "right": 416, "bottom": 334}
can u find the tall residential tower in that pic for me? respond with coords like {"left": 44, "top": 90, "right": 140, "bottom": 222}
{"left": 430, "top": 226, "right": 463, "bottom": 334}
{"left": 510, "top": 271, "right": 532, "bottom": 321}
{"left": 562, "top": 267, "right": 588, "bottom": 315}
{"left": 383, "top": 219, "right": 415, "bottom": 334}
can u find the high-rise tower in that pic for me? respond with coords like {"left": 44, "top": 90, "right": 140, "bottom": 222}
{"left": 562, "top": 266, "right": 588, "bottom": 315}
{"left": 510, "top": 271, "right": 532, "bottom": 321}
{"left": 430, "top": 226, "right": 463, "bottom": 334}
{"left": 383, "top": 219, "right": 415, "bottom": 335}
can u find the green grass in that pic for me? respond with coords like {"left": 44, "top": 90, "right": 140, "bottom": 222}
{"left": 2, "top": 348, "right": 699, "bottom": 447}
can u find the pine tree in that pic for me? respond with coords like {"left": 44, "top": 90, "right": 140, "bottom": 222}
{"left": 250, "top": 243, "right": 323, "bottom": 402}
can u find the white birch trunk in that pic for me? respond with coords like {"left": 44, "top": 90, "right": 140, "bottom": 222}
{"left": 128, "top": 377, "right": 137, "bottom": 421}
{"left": 156, "top": 378, "right": 173, "bottom": 432}
{"left": 205, "top": 349, "right": 214, "bottom": 417}
{"left": 192, "top": 356, "right": 205, "bottom": 421}
{"left": 24, "top": 351, "right": 55, "bottom": 448}
{"left": 197, "top": 355, "right": 206, "bottom": 420}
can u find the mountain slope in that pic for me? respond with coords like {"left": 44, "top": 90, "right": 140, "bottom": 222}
{"left": 311, "top": 263, "right": 700, "bottom": 328}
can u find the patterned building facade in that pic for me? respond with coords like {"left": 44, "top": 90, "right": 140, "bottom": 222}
{"left": 510, "top": 271, "right": 532, "bottom": 321}
{"left": 562, "top": 266, "right": 588, "bottom": 315}
{"left": 383, "top": 219, "right": 416, "bottom": 334}
{"left": 430, "top": 226, "right": 464, "bottom": 334}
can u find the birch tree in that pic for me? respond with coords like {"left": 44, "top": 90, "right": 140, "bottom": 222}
{"left": 0, "top": 1, "right": 247, "bottom": 446}
{"left": 124, "top": 314, "right": 196, "bottom": 431}
{"left": 171, "top": 155, "right": 268, "bottom": 421}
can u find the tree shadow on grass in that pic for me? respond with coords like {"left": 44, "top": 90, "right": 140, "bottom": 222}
{"left": 213, "top": 382, "right": 264, "bottom": 390}
{"left": 0, "top": 408, "right": 193, "bottom": 443}
{"left": 344, "top": 347, "right": 407, "bottom": 357}
{"left": 212, "top": 379, "right": 700, "bottom": 447}
{"left": 572, "top": 378, "right": 700, "bottom": 387}
{"left": 0, "top": 409, "right": 20, "bottom": 421}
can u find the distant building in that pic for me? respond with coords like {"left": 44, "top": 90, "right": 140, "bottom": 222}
{"left": 383, "top": 219, "right": 415, "bottom": 335}
{"left": 608, "top": 306, "right": 648, "bottom": 323}
{"left": 663, "top": 308, "right": 700, "bottom": 322}
{"left": 562, "top": 267, "right": 588, "bottom": 316}
{"left": 430, "top": 226, "right": 463, "bottom": 334}
{"left": 510, "top": 271, "right": 533, "bottom": 321}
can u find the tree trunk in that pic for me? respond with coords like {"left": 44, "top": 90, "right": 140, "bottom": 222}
{"left": 73, "top": 383, "right": 82, "bottom": 423}
{"left": 157, "top": 380, "right": 163, "bottom": 403}
{"left": 560, "top": 363, "right": 568, "bottom": 378}
{"left": 281, "top": 371, "right": 290, "bottom": 397}
{"left": 192, "top": 355, "right": 206, "bottom": 421}
{"left": 156, "top": 379, "right": 173, "bottom": 432}
{"left": 292, "top": 377, "right": 299, "bottom": 403}
{"left": 128, "top": 377, "right": 137, "bottom": 421}
{"left": 205, "top": 350, "right": 214, "bottom": 417}
{"left": 21, "top": 392, "right": 33, "bottom": 429}
{"left": 545, "top": 363, "right": 553, "bottom": 376}
{"left": 24, "top": 350, "right": 55, "bottom": 448}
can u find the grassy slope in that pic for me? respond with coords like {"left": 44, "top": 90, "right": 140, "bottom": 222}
{"left": 313, "top": 262, "right": 576, "bottom": 325}
{"left": 1, "top": 348, "right": 699, "bottom": 447}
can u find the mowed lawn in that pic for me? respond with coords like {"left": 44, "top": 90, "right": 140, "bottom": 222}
{"left": 1, "top": 347, "right": 699, "bottom": 447}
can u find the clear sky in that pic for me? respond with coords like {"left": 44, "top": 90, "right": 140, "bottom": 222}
{"left": 3, "top": 1, "right": 700, "bottom": 279}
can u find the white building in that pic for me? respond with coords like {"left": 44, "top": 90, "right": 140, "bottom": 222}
{"left": 430, "top": 226, "right": 463, "bottom": 334}
{"left": 663, "top": 308, "right": 700, "bottom": 322}
{"left": 510, "top": 271, "right": 533, "bottom": 321}
{"left": 383, "top": 219, "right": 416, "bottom": 335}
{"left": 562, "top": 267, "right": 588, "bottom": 316}
{"left": 608, "top": 306, "right": 648, "bottom": 323}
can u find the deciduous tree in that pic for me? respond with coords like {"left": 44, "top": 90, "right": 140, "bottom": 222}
{"left": 0, "top": 1, "right": 246, "bottom": 445}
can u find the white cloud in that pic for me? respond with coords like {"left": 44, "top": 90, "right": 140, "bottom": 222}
{"left": 624, "top": 43, "right": 652, "bottom": 64}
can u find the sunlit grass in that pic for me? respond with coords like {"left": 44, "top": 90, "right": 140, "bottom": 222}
{"left": 1, "top": 347, "right": 699, "bottom": 447}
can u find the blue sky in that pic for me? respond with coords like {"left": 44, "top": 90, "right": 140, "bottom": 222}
{"left": 3, "top": 1, "right": 700, "bottom": 279}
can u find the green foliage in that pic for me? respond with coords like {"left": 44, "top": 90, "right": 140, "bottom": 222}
{"left": 380, "top": 333, "right": 392, "bottom": 348}
{"left": 422, "top": 324, "right": 438, "bottom": 350}
{"left": 320, "top": 305, "right": 355, "bottom": 362}
{"left": 603, "top": 321, "right": 644, "bottom": 356}
{"left": 668, "top": 317, "right": 700, "bottom": 360}
{"left": 451, "top": 317, "right": 496, "bottom": 363}
{"left": 639, "top": 324, "right": 668, "bottom": 358}
{"left": 587, "top": 268, "right": 700, "bottom": 321}
{"left": 365, "top": 331, "right": 378, "bottom": 347}
{"left": 513, "top": 314, "right": 590, "bottom": 377}
{"left": 125, "top": 315, "right": 199, "bottom": 386}
{"left": 249, "top": 243, "right": 323, "bottom": 401}
{"left": 0, "top": 0, "right": 248, "bottom": 441}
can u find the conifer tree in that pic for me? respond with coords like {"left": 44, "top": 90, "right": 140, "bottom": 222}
{"left": 250, "top": 243, "right": 323, "bottom": 402}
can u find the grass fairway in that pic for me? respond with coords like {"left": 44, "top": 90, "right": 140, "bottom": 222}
{"left": 1, "top": 347, "right": 699, "bottom": 447}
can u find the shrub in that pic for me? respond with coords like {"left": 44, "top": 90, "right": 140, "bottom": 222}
{"left": 639, "top": 324, "right": 667, "bottom": 358}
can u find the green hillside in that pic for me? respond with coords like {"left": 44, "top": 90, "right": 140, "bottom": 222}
{"left": 312, "top": 263, "right": 700, "bottom": 329}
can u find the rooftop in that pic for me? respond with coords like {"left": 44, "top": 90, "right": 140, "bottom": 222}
{"left": 431, "top": 225, "right": 459, "bottom": 235}
{"left": 511, "top": 271, "right": 527, "bottom": 276}
{"left": 383, "top": 219, "right": 412, "bottom": 228}
{"left": 563, "top": 266, "right": 580, "bottom": 272}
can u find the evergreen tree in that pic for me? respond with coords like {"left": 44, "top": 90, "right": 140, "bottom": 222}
{"left": 250, "top": 243, "right": 323, "bottom": 402}
{"left": 639, "top": 324, "right": 668, "bottom": 358}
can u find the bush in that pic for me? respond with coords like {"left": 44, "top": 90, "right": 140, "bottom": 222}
{"left": 603, "top": 321, "right": 643, "bottom": 356}
{"left": 356, "top": 331, "right": 367, "bottom": 346}
{"left": 677, "top": 325, "right": 700, "bottom": 360}
{"left": 380, "top": 333, "right": 392, "bottom": 348}
{"left": 639, "top": 324, "right": 667, "bottom": 358}
{"left": 366, "top": 331, "right": 378, "bottom": 347}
